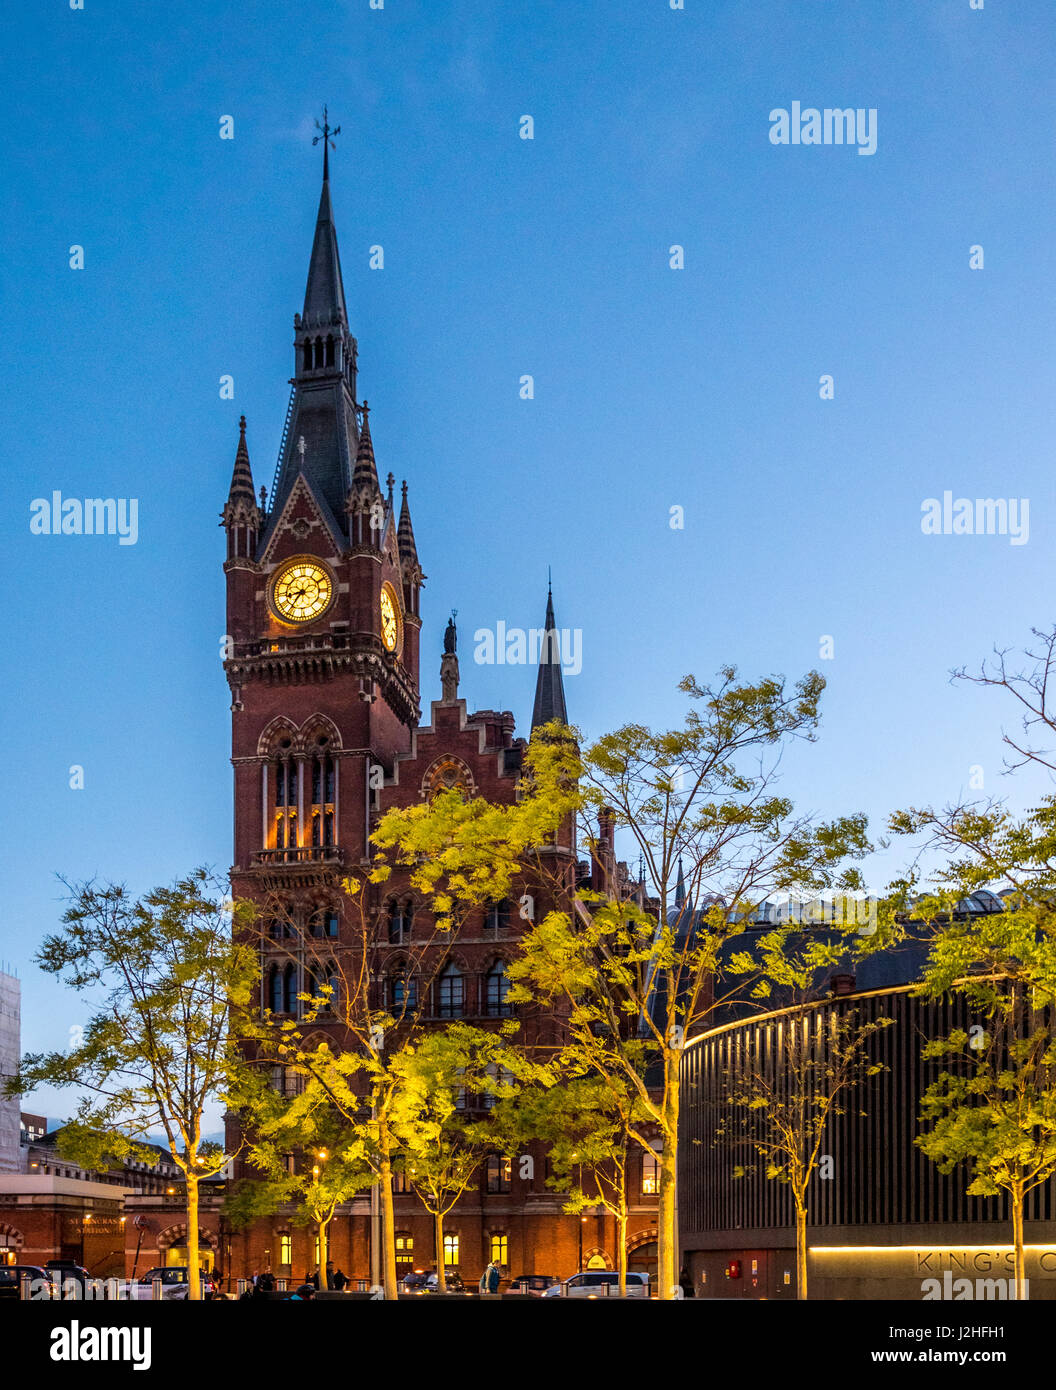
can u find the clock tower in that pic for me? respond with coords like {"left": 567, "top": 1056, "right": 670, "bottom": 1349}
{"left": 221, "top": 147, "right": 424, "bottom": 920}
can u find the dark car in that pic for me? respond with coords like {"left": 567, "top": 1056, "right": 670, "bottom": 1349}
{"left": 45, "top": 1260, "right": 91, "bottom": 1290}
{"left": 0, "top": 1265, "right": 50, "bottom": 1299}
{"left": 508, "top": 1274, "right": 558, "bottom": 1296}
{"left": 425, "top": 1269, "right": 466, "bottom": 1293}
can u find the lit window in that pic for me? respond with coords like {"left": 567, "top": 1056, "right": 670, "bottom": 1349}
{"left": 395, "top": 1234, "right": 414, "bottom": 1264}
{"left": 490, "top": 1234, "right": 508, "bottom": 1267}
{"left": 443, "top": 1233, "right": 460, "bottom": 1267}
{"left": 279, "top": 1235, "right": 292, "bottom": 1266}
{"left": 642, "top": 1148, "right": 660, "bottom": 1196}
{"left": 485, "top": 1156, "right": 512, "bottom": 1193}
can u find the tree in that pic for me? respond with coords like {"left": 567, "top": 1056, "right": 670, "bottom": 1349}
{"left": 917, "top": 994, "right": 1056, "bottom": 1300}
{"left": 510, "top": 669, "right": 869, "bottom": 1298}
{"left": 495, "top": 1073, "right": 650, "bottom": 1295}
{"left": 718, "top": 986, "right": 891, "bottom": 1300}
{"left": 884, "top": 625, "right": 1056, "bottom": 1295}
{"left": 226, "top": 1076, "right": 373, "bottom": 1290}
{"left": 6, "top": 870, "right": 258, "bottom": 1301}
{"left": 389, "top": 1023, "right": 522, "bottom": 1293}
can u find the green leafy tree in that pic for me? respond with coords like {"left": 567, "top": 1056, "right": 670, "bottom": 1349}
{"left": 6, "top": 870, "right": 258, "bottom": 1302}
{"left": 241, "top": 734, "right": 582, "bottom": 1300}
{"left": 509, "top": 669, "right": 869, "bottom": 1298}
{"left": 917, "top": 997, "right": 1056, "bottom": 1300}
{"left": 884, "top": 626, "right": 1056, "bottom": 1296}
{"left": 494, "top": 1073, "right": 650, "bottom": 1295}
{"left": 390, "top": 1024, "right": 524, "bottom": 1292}
{"left": 226, "top": 1079, "right": 373, "bottom": 1290}
{"left": 718, "top": 986, "right": 892, "bottom": 1300}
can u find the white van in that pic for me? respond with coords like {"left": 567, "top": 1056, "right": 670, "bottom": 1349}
{"left": 543, "top": 1271, "right": 651, "bottom": 1298}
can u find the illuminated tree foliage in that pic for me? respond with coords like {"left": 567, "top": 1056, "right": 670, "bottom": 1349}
{"left": 6, "top": 869, "right": 258, "bottom": 1302}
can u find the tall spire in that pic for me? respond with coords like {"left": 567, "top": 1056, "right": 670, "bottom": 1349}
{"left": 303, "top": 175, "right": 347, "bottom": 328}
{"left": 261, "top": 124, "right": 358, "bottom": 548}
{"left": 304, "top": 107, "right": 346, "bottom": 326}
{"left": 531, "top": 579, "right": 569, "bottom": 733}
{"left": 674, "top": 856, "right": 686, "bottom": 910}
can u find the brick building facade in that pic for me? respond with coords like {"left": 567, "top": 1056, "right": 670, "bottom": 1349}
{"left": 117, "top": 144, "right": 658, "bottom": 1288}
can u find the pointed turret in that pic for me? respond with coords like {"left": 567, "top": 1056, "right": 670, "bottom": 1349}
{"left": 398, "top": 481, "right": 419, "bottom": 565}
{"left": 531, "top": 581, "right": 569, "bottom": 733}
{"left": 227, "top": 415, "right": 256, "bottom": 505}
{"left": 351, "top": 401, "right": 380, "bottom": 490}
{"left": 221, "top": 416, "right": 263, "bottom": 558}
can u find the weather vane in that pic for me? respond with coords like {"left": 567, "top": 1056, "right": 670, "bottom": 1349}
{"left": 313, "top": 106, "right": 340, "bottom": 178}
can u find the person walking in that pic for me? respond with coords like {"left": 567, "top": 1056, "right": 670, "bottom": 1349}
{"left": 332, "top": 1266, "right": 348, "bottom": 1291}
{"left": 479, "top": 1261, "right": 501, "bottom": 1296}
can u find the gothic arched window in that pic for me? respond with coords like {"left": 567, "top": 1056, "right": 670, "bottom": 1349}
{"left": 308, "top": 738, "right": 335, "bottom": 849}
{"left": 303, "top": 341, "right": 313, "bottom": 373}
{"left": 388, "top": 899, "right": 412, "bottom": 945}
{"left": 274, "top": 743, "right": 297, "bottom": 851}
{"left": 390, "top": 969, "right": 417, "bottom": 1013}
{"left": 325, "top": 335, "right": 335, "bottom": 367}
{"left": 437, "top": 963, "right": 463, "bottom": 1019}
{"left": 485, "top": 960, "right": 511, "bottom": 1017}
{"left": 282, "top": 963, "right": 298, "bottom": 1015}
{"left": 268, "top": 965, "right": 283, "bottom": 1015}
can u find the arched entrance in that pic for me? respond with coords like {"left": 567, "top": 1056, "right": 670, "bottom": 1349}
{"left": 158, "top": 1225, "right": 216, "bottom": 1272}
{"left": 627, "top": 1234, "right": 658, "bottom": 1283}
{"left": 0, "top": 1224, "right": 24, "bottom": 1266}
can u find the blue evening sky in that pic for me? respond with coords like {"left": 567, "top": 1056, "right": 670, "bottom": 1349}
{"left": 2, "top": 0, "right": 1054, "bottom": 1118}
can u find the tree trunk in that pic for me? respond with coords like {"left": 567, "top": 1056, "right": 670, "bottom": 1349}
{"left": 186, "top": 1174, "right": 201, "bottom": 1302}
{"left": 318, "top": 1217, "right": 330, "bottom": 1290}
{"left": 795, "top": 1202, "right": 808, "bottom": 1301}
{"left": 617, "top": 1204, "right": 628, "bottom": 1298}
{"left": 434, "top": 1208, "right": 446, "bottom": 1293}
{"left": 378, "top": 1125, "right": 398, "bottom": 1299}
{"left": 1011, "top": 1183, "right": 1027, "bottom": 1300}
{"left": 656, "top": 1052, "right": 680, "bottom": 1300}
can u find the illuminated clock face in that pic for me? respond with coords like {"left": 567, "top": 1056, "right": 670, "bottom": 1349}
{"left": 271, "top": 559, "right": 334, "bottom": 624}
{"left": 380, "top": 586, "right": 399, "bottom": 652}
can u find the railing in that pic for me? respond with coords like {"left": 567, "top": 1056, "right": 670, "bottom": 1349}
{"left": 269, "top": 385, "right": 296, "bottom": 507}
{"left": 254, "top": 847, "right": 343, "bottom": 866}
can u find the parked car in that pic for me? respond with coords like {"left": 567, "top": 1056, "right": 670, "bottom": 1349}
{"left": 542, "top": 1271, "right": 651, "bottom": 1298}
{"left": 0, "top": 1265, "right": 50, "bottom": 1298}
{"left": 45, "top": 1260, "right": 91, "bottom": 1290}
{"left": 425, "top": 1269, "right": 466, "bottom": 1294}
{"left": 126, "top": 1266, "right": 218, "bottom": 1300}
{"left": 508, "top": 1274, "right": 558, "bottom": 1296}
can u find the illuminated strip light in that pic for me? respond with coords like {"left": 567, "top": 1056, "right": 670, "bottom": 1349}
{"left": 805, "top": 1251, "right": 1056, "bottom": 1262}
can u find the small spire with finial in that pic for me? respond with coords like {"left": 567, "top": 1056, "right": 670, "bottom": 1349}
{"left": 386, "top": 472, "right": 395, "bottom": 506}
{"left": 313, "top": 105, "right": 341, "bottom": 182}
